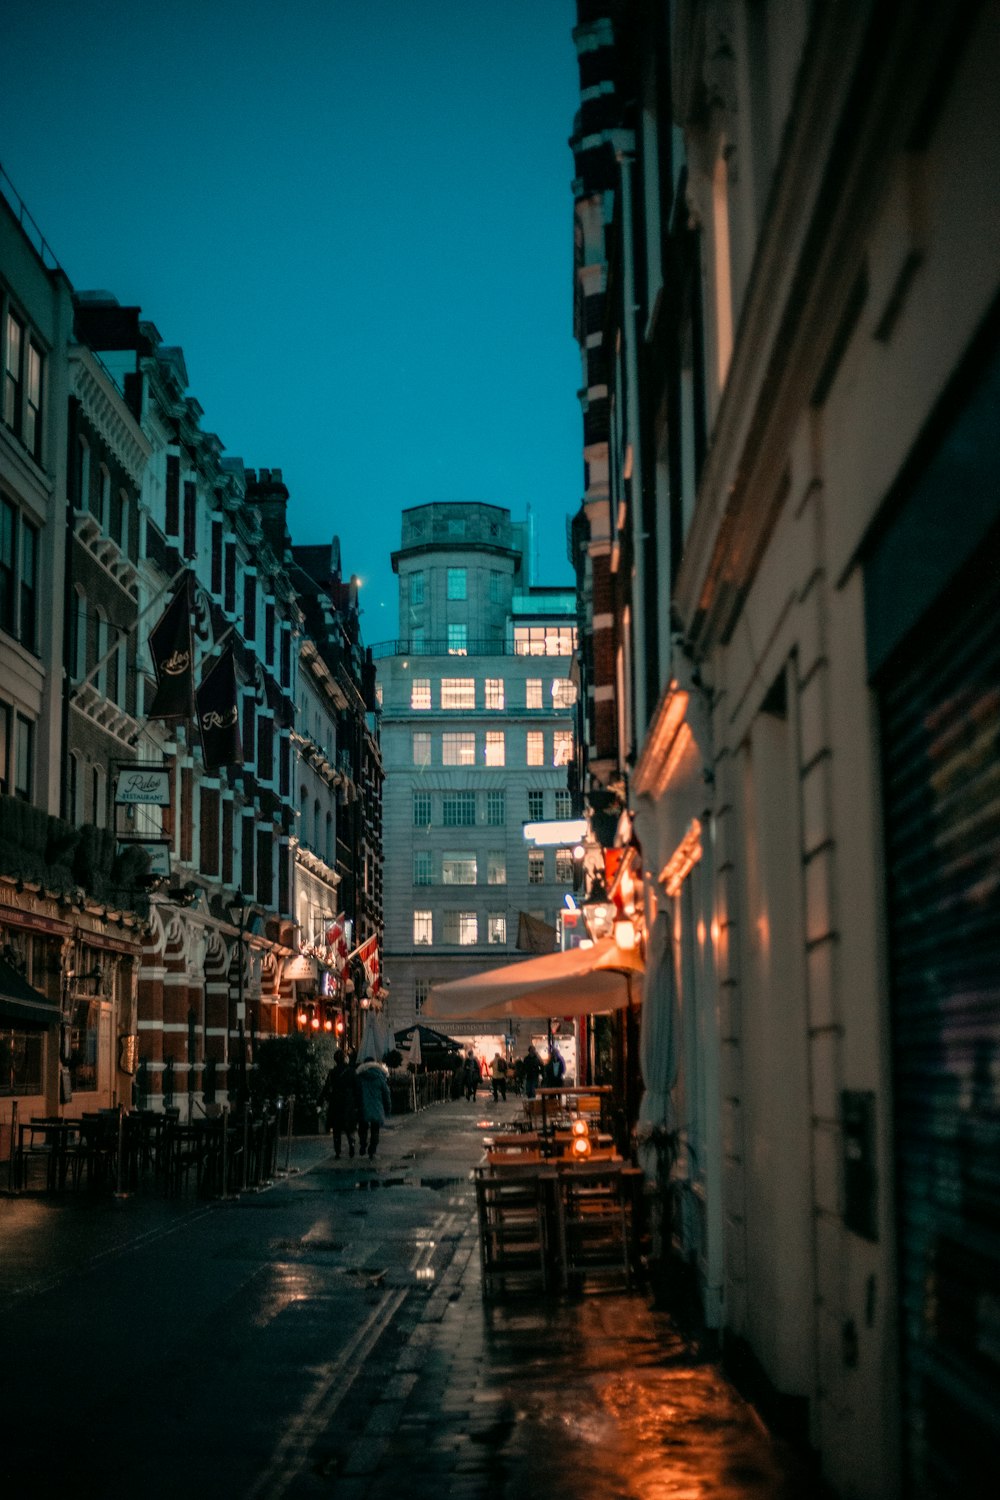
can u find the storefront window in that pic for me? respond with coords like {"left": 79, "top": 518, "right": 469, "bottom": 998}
{"left": 68, "top": 1000, "right": 98, "bottom": 1092}
{"left": 0, "top": 1028, "right": 43, "bottom": 1094}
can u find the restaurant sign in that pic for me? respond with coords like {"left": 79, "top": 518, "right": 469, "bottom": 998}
{"left": 284, "top": 954, "right": 319, "bottom": 982}
{"left": 115, "top": 765, "right": 171, "bottom": 806}
{"left": 118, "top": 838, "right": 171, "bottom": 877}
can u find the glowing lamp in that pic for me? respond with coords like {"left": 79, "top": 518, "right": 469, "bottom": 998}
{"left": 323, "top": 1018, "right": 333, "bottom": 1032}
{"left": 310, "top": 1014, "right": 320, "bottom": 1030}
{"left": 571, "top": 1117, "right": 589, "bottom": 1138}
{"left": 570, "top": 1134, "right": 592, "bottom": 1160}
{"left": 296, "top": 1009, "right": 308, "bottom": 1027}
{"left": 613, "top": 919, "right": 637, "bottom": 950}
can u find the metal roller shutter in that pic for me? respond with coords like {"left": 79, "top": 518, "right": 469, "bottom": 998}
{"left": 880, "top": 534, "right": 1000, "bottom": 1497}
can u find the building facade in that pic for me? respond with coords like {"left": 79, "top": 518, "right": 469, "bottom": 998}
{"left": 376, "top": 502, "right": 577, "bottom": 1046}
{"left": 568, "top": 3, "right": 1000, "bottom": 1497}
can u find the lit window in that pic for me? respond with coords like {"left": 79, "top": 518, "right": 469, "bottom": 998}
{"left": 488, "top": 913, "right": 506, "bottom": 945}
{"left": 442, "top": 732, "right": 475, "bottom": 766}
{"left": 484, "top": 731, "right": 505, "bottom": 767}
{"left": 527, "top": 731, "right": 544, "bottom": 766}
{"left": 442, "top": 852, "right": 477, "bottom": 885}
{"left": 553, "top": 730, "right": 574, "bottom": 766}
{"left": 443, "top": 911, "right": 478, "bottom": 945}
{"left": 442, "top": 792, "right": 476, "bottom": 826}
{"left": 413, "top": 910, "right": 433, "bottom": 945}
{"left": 447, "top": 568, "right": 467, "bottom": 600}
{"left": 528, "top": 849, "right": 545, "bottom": 884}
{"left": 413, "top": 850, "right": 433, "bottom": 885}
{"left": 447, "top": 623, "right": 467, "bottom": 655}
{"left": 527, "top": 790, "right": 544, "bottom": 820}
{"left": 526, "top": 679, "right": 543, "bottom": 709}
{"left": 485, "top": 677, "right": 505, "bottom": 709}
{"left": 441, "top": 677, "right": 475, "bottom": 709}
{"left": 552, "top": 679, "right": 577, "bottom": 709}
{"left": 413, "top": 790, "right": 432, "bottom": 826}
{"left": 412, "top": 732, "right": 431, "bottom": 766}
{"left": 514, "top": 625, "right": 577, "bottom": 656}
{"left": 486, "top": 790, "right": 505, "bottom": 826}
{"left": 555, "top": 848, "right": 575, "bottom": 883}
{"left": 487, "top": 852, "right": 506, "bottom": 885}
{"left": 411, "top": 677, "right": 431, "bottom": 709}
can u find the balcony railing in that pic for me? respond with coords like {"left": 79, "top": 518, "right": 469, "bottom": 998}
{"left": 370, "top": 638, "right": 574, "bottom": 660}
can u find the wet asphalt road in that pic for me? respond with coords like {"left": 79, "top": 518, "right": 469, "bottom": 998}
{"left": 0, "top": 1099, "right": 817, "bottom": 1499}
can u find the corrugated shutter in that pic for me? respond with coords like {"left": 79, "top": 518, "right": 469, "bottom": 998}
{"left": 880, "top": 535, "right": 1000, "bottom": 1497}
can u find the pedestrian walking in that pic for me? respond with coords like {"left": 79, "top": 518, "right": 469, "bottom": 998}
{"left": 318, "top": 1048, "right": 358, "bottom": 1159}
{"left": 464, "top": 1049, "right": 482, "bottom": 1102}
{"left": 355, "top": 1059, "right": 392, "bottom": 1160}
{"left": 543, "top": 1043, "right": 566, "bottom": 1089}
{"left": 524, "top": 1043, "right": 542, "bottom": 1100}
{"left": 490, "top": 1050, "right": 508, "bottom": 1102}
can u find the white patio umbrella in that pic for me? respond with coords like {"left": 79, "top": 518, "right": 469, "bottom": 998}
{"left": 422, "top": 936, "right": 644, "bottom": 1020}
{"left": 637, "top": 909, "right": 680, "bottom": 1183}
{"left": 357, "top": 1010, "right": 382, "bottom": 1062}
{"left": 406, "top": 1028, "right": 423, "bottom": 1068}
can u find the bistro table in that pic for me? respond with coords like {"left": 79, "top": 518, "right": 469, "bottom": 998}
{"left": 15, "top": 1118, "right": 80, "bottom": 1192}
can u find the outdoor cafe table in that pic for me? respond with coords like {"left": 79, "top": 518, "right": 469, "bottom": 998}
{"left": 15, "top": 1118, "right": 80, "bottom": 1192}
{"left": 532, "top": 1084, "right": 613, "bottom": 1136}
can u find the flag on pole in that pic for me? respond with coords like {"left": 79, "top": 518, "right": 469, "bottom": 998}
{"left": 346, "top": 933, "right": 380, "bottom": 996}
{"left": 147, "top": 572, "right": 194, "bottom": 720}
{"left": 196, "top": 644, "right": 243, "bottom": 771}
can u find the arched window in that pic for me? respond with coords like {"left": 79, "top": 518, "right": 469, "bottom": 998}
{"left": 77, "top": 436, "right": 90, "bottom": 512}
{"left": 299, "top": 785, "right": 309, "bottom": 846}
{"left": 325, "top": 810, "right": 333, "bottom": 863}
{"left": 68, "top": 751, "right": 80, "bottom": 823}
{"left": 313, "top": 799, "right": 321, "bottom": 853}
{"left": 72, "top": 584, "right": 87, "bottom": 682}
{"left": 91, "top": 764, "right": 106, "bottom": 827}
{"left": 111, "top": 627, "right": 125, "bottom": 706}
{"left": 98, "top": 464, "right": 111, "bottom": 530}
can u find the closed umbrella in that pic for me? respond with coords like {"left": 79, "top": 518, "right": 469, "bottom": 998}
{"left": 357, "top": 1011, "right": 381, "bottom": 1063}
{"left": 637, "top": 910, "right": 680, "bottom": 1185}
{"left": 407, "top": 1028, "right": 423, "bottom": 1069}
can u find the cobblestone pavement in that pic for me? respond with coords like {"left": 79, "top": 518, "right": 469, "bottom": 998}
{"left": 1, "top": 1097, "right": 819, "bottom": 1499}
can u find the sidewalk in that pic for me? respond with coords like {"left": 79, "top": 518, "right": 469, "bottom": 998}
{"left": 0, "top": 1095, "right": 819, "bottom": 1499}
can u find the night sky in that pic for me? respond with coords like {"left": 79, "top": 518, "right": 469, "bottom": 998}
{"left": 1, "top": 0, "right": 580, "bottom": 639}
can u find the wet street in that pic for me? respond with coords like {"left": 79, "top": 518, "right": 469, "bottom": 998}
{"left": 0, "top": 1100, "right": 816, "bottom": 1499}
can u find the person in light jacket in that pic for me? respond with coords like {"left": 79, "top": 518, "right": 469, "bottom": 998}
{"left": 354, "top": 1059, "right": 392, "bottom": 1161}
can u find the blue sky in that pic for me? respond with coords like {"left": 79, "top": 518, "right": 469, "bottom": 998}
{"left": 1, "top": 0, "right": 580, "bottom": 639}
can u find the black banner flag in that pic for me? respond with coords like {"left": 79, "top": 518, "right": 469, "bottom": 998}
{"left": 196, "top": 645, "right": 243, "bottom": 772}
{"left": 147, "top": 572, "right": 194, "bottom": 720}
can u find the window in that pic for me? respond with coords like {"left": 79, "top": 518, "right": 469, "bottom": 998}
{"left": 413, "top": 910, "right": 433, "bottom": 946}
{"left": 485, "top": 678, "right": 505, "bottom": 710}
{"left": 442, "top": 852, "right": 477, "bottom": 885}
{"left": 0, "top": 498, "right": 37, "bottom": 650}
{"left": 409, "top": 571, "right": 425, "bottom": 605}
{"left": 486, "top": 789, "right": 505, "bottom": 826}
{"left": 3, "top": 309, "right": 44, "bottom": 463}
{"left": 527, "top": 789, "right": 544, "bottom": 820}
{"left": 528, "top": 849, "right": 545, "bottom": 884}
{"left": 443, "top": 910, "right": 478, "bottom": 945}
{"left": 552, "top": 679, "right": 577, "bottom": 709}
{"left": 110, "top": 628, "right": 125, "bottom": 706}
{"left": 487, "top": 852, "right": 506, "bottom": 885}
{"left": 118, "top": 489, "right": 129, "bottom": 551}
{"left": 410, "top": 677, "right": 431, "bottom": 710}
{"left": 98, "top": 465, "right": 111, "bottom": 529}
{"left": 413, "top": 850, "right": 433, "bottom": 885}
{"left": 95, "top": 608, "right": 108, "bottom": 698}
{"left": 526, "top": 679, "right": 543, "bottom": 709}
{"left": 446, "top": 567, "right": 467, "bottom": 600}
{"left": 414, "top": 978, "right": 429, "bottom": 1014}
{"left": 211, "top": 521, "right": 223, "bottom": 594}
{"left": 447, "top": 623, "right": 467, "bottom": 655}
{"left": 243, "top": 575, "right": 257, "bottom": 643}
{"left": 554, "top": 789, "right": 572, "bottom": 818}
{"left": 556, "top": 848, "right": 575, "bottom": 883}
{"left": 442, "top": 732, "right": 475, "bottom": 766}
{"left": 412, "top": 731, "right": 432, "bottom": 766}
{"left": 165, "top": 455, "right": 180, "bottom": 535}
{"left": 553, "top": 730, "right": 574, "bottom": 766}
{"left": 488, "top": 913, "right": 506, "bottom": 945}
{"left": 514, "top": 624, "right": 577, "bottom": 656}
{"left": 489, "top": 570, "right": 503, "bottom": 604}
{"left": 441, "top": 677, "right": 475, "bottom": 709}
{"left": 71, "top": 585, "right": 86, "bottom": 680}
{"left": 484, "top": 731, "right": 505, "bottom": 767}
{"left": 0, "top": 1028, "right": 44, "bottom": 1095}
{"left": 442, "top": 791, "right": 475, "bottom": 826}
{"left": 14, "top": 714, "right": 33, "bottom": 800}
{"left": 413, "top": 789, "right": 432, "bottom": 826}
{"left": 527, "top": 731, "right": 544, "bottom": 766}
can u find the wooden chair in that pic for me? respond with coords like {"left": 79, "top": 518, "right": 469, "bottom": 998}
{"left": 555, "top": 1162, "right": 631, "bottom": 1293}
{"left": 475, "top": 1168, "right": 551, "bottom": 1298}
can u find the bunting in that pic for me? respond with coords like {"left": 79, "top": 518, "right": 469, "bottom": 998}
{"left": 196, "top": 644, "right": 243, "bottom": 771}
{"left": 147, "top": 572, "right": 194, "bottom": 720}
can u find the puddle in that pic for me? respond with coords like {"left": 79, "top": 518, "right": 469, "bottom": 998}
{"left": 353, "top": 1175, "right": 465, "bottom": 1193}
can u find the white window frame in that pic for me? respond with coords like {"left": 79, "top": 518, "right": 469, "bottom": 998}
{"left": 442, "top": 732, "right": 475, "bottom": 766}
{"left": 412, "top": 731, "right": 431, "bottom": 766}
{"left": 484, "top": 731, "right": 505, "bottom": 767}
{"left": 526, "top": 731, "right": 544, "bottom": 767}
{"left": 484, "top": 677, "right": 505, "bottom": 710}
{"left": 413, "top": 910, "right": 433, "bottom": 945}
{"left": 410, "top": 677, "right": 431, "bottom": 710}
{"left": 441, "top": 677, "right": 475, "bottom": 710}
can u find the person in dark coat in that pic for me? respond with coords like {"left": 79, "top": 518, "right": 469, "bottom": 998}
{"left": 542, "top": 1044, "right": 566, "bottom": 1090}
{"left": 463, "top": 1050, "right": 482, "bottom": 1102}
{"left": 318, "top": 1048, "right": 358, "bottom": 1159}
{"left": 354, "top": 1059, "right": 392, "bottom": 1160}
{"left": 490, "top": 1051, "right": 508, "bottom": 1103}
{"left": 524, "top": 1044, "right": 542, "bottom": 1100}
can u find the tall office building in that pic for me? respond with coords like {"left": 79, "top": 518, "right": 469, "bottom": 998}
{"left": 376, "top": 503, "right": 577, "bottom": 1047}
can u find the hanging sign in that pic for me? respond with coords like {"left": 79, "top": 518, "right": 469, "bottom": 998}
{"left": 115, "top": 766, "right": 171, "bottom": 806}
